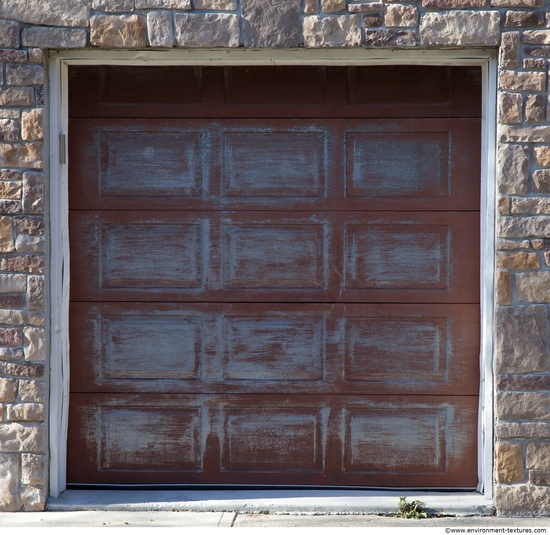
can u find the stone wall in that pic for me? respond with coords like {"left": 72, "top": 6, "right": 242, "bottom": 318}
{"left": 0, "top": 0, "right": 549, "bottom": 516}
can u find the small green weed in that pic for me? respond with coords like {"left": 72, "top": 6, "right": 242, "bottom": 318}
{"left": 394, "top": 496, "right": 431, "bottom": 519}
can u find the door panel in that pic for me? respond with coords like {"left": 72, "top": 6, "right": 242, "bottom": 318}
{"left": 68, "top": 65, "right": 481, "bottom": 488}
{"left": 68, "top": 393, "right": 478, "bottom": 487}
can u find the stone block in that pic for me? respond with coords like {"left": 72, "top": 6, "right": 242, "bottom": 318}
{"left": 92, "top": 0, "right": 135, "bottom": 11}
{"left": 0, "top": 216, "right": 14, "bottom": 253}
{"left": 0, "top": 296, "right": 25, "bottom": 308}
{"left": 26, "top": 276, "right": 43, "bottom": 311}
{"left": 497, "top": 143, "right": 529, "bottom": 195}
{"left": 303, "top": 15, "right": 362, "bottom": 47}
{"left": 0, "top": 379, "right": 17, "bottom": 402}
{"left": 496, "top": 270, "right": 512, "bottom": 305}
{"left": 348, "top": 2, "right": 383, "bottom": 12}
{"left": 22, "top": 27, "right": 87, "bottom": 48}
{"left": 0, "top": 200, "right": 22, "bottom": 215}
{"left": 0, "top": 255, "right": 44, "bottom": 274}
{"left": 0, "top": 327, "right": 23, "bottom": 346}
{"left": 1, "top": 174, "right": 27, "bottom": 201}
{"left": 0, "top": 310, "right": 43, "bottom": 328}
{"left": 422, "top": 0, "right": 485, "bottom": 5}
{"left": 0, "top": 88, "right": 34, "bottom": 107}
{"left": 6, "top": 65, "right": 45, "bottom": 86}
{"left": 0, "top": 119, "right": 19, "bottom": 142}
{"left": 499, "top": 70, "right": 546, "bottom": 92}
{"left": 496, "top": 441, "right": 525, "bottom": 483}
{"left": 500, "top": 32, "right": 520, "bottom": 69}
{"left": 21, "top": 486, "right": 45, "bottom": 512}
{"left": 90, "top": 14, "right": 147, "bottom": 48}
{"left": 497, "top": 238, "right": 531, "bottom": 249}
{"left": 422, "top": 0, "right": 486, "bottom": 5}
{"left": 499, "top": 92, "right": 522, "bottom": 124}
{"left": 523, "top": 30, "right": 550, "bottom": 45}
{"left": 365, "top": 28, "right": 417, "bottom": 46}
{"left": 321, "top": 0, "right": 347, "bottom": 12}
{"left": 15, "top": 234, "right": 44, "bottom": 253}
{"left": 535, "top": 146, "right": 550, "bottom": 167}
{"left": 21, "top": 454, "right": 44, "bottom": 486}
{"left": 385, "top": 4, "right": 418, "bottom": 27}
{"left": 0, "top": 170, "right": 22, "bottom": 180}
{"left": 527, "top": 441, "right": 550, "bottom": 469}
{"left": 0, "top": 454, "right": 20, "bottom": 512}
{"left": 524, "top": 58, "right": 547, "bottom": 70}
{"left": 0, "top": 348, "right": 24, "bottom": 360}
{"left": 21, "top": 109, "right": 43, "bottom": 142}
{"left": 0, "top": 0, "right": 90, "bottom": 26}
{"left": 147, "top": 11, "right": 174, "bottom": 47}
{"left": 28, "top": 49, "right": 43, "bottom": 63}
{"left": 304, "top": 0, "right": 318, "bottom": 13}
{"left": 505, "top": 10, "right": 545, "bottom": 27}
{"left": 0, "top": 50, "right": 27, "bottom": 64}
{"left": 492, "top": 0, "right": 543, "bottom": 5}
{"left": 496, "top": 305, "right": 550, "bottom": 373}
{"left": 174, "top": 13, "right": 240, "bottom": 47}
{"left": 497, "top": 251, "right": 541, "bottom": 270}
{"left": 498, "top": 195, "right": 510, "bottom": 214}
{"left": 136, "top": 0, "right": 191, "bottom": 7}
{"left": 499, "top": 125, "right": 550, "bottom": 143}
{"left": 532, "top": 239, "right": 545, "bottom": 249}
{"left": 362, "top": 13, "right": 382, "bottom": 27}
{"left": 497, "top": 391, "right": 550, "bottom": 420}
{"left": 18, "top": 380, "right": 45, "bottom": 403}
{"left": 6, "top": 363, "right": 45, "bottom": 379}
{"left": 7, "top": 403, "right": 44, "bottom": 422}
{"left": 517, "top": 272, "right": 550, "bottom": 302}
{"left": 0, "top": 143, "right": 42, "bottom": 170}
{"left": 498, "top": 422, "right": 550, "bottom": 439}
{"left": 37, "top": 86, "right": 44, "bottom": 107}
{"left": 511, "top": 197, "right": 550, "bottom": 214}
{"left": 530, "top": 471, "right": 550, "bottom": 486}
{"left": 242, "top": 0, "right": 301, "bottom": 47}
{"left": 496, "top": 484, "right": 550, "bottom": 517}
{"left": 23, "top": 327, "right": 46, "bottom": 361}
{"left": 0, "top": 422, "right": 44, "bottom": 452}
{"left": 14, "top": 216, "right": 44, "bottom": 235}
{"left": 501, "top": 371, "right": 550, "bottom": 389}
{"left": 192, "top": 0, "right": 238, "bottom": 8}
{"left": 525, "top": 46, "right": 550, "bottom": 58}
{"left": 420, "top": 11, "right": 500, "bottom": 46}
{"left": 0, "top": 274, "right": 25, "bottom": 293}
{"left": 0, "top": 20, "right": 20, "bottom": 48}
{"left": 534, "top": 169, "right": 550, "bottom": 193}
{"left": 22, "top": 173, "right": 44, "bottom": 215}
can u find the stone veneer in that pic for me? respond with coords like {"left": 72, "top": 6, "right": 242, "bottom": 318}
{"left": 0, "top": 0, "right": 549, "bottom": 516}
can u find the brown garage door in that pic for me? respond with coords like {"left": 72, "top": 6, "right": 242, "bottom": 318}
{"left": 67, "top": 65, "right": 481, "bottom": 487}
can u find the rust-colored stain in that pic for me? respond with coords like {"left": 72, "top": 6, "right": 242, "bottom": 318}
{"left": 68, "top": 65, "right": 481, "bottom": 488}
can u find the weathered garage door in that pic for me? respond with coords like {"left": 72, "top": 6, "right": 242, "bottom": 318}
{"left": 67, "top": 66, "right": 481, "bottom": 487}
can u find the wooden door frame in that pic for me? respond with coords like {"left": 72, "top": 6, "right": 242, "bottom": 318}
{"left": 48, "top": 48, "right": 497, "bottom": 500}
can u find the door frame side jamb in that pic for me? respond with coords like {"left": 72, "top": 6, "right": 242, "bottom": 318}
{"left": 49, "top": 54, "right": 70, "bottom": 499}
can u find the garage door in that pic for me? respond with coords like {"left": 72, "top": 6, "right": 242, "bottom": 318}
{"left": 67, "top": 65, "right": 481, "bottom": 487}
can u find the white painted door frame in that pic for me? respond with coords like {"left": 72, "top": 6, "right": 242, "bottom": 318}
{"left": 48, "top": 48, "right": 497, "bottom": 501}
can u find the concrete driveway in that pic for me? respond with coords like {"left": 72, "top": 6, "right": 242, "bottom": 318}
{"left": 1, "top": 510, "right": 550, "bottom": 527}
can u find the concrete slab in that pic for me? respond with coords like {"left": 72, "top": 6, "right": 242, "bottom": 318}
{"left": 0, "top": 511, "right": 235, "bottom": 527}
{"left": 47, "top": 489, "right": 494, "bottom": 516}
{"left": 2, "top": 510, "right": 550, "bottom": 528}
{"left": 234, "top": 513, "right": 550, "bottom": 527}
